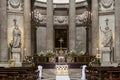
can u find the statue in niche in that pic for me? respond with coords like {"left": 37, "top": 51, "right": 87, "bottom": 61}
{"left": 12, "top": 19, "right": 21, "bottom": 48}
{"left": 100, "top": 18, "right": 112, "bottom": 47}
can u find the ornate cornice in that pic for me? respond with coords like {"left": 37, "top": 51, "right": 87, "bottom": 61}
{"left": 33, "top": 11, "right": 90, "bottom": 26}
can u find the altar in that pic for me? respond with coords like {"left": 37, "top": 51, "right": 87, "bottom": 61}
{"left": 56, "top": 64, "right": 70, "bottom": 80}
{"left": 33, "top": 37, "right": 91, "bottom": 68}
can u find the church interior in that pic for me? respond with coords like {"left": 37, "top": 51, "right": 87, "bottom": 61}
{"left": 0, "top": 0, "right": 120, "bottom": 80}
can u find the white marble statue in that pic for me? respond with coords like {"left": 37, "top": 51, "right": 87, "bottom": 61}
{"left": 12, "top": 19, "right": 21, "bottom": 48}
{"left": 100, "top": 18, "right": 112, "bottom": 47}
{"left": 81, "top": 65, "right": 87, "bottom": 80}
{"left": 37, "top": 65, "right": 43, "bottom": 80}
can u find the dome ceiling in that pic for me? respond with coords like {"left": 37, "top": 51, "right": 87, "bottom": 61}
{"left": 36, "top": 0, "right": 86, "bottom": 3}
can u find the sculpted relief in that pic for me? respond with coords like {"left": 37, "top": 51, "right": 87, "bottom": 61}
{"left": 7, "top": 0, "right": 23, "bottom": 11}
{"left": 34, "top": 10, "right": 89, "bottom": 25}
{"left": 76, "top": 11, "right": 89, "bottom": 25}
{"left": 99, "top": 0, "right": 114, "bottom": 11}
{"left": 54, "top": 16, "right": 68, "bottom": 25}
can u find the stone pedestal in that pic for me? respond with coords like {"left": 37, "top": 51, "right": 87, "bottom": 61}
{"left": 101, "top": 47, "right": 118, "bottom": 67}
{"left": 101, "top": 47, "right": 111, "bottom": 66}
{"left": 11, "top": 48, "right": 22, "bottom": 67}
{"left": 101, "top": 47, "right": 111, "bottom": 62}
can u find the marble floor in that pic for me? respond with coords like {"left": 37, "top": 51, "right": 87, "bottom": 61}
{"left": 41, "top": 69, "right": 82, "bottom": 80}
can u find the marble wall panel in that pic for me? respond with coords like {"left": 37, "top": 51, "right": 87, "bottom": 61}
{"left": 37, "top": 27, "right": 46, "bottom": 53}
{"left": 75, "top": 27, "right": 86, "bottom": 53}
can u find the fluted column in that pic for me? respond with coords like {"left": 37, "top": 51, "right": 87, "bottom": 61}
{"left": 69, "top": 0, "right": 76, "bottom": 50}
{"left": 24, "top": 0, "right": 31, "bottom": 56}
{"left": 91, "top": 0, "right": 99, "bottom": 55}
{"left": 46, "top": 0, "right": 54, "bottom": 50}
{"left": 0, "top": 0, "right": 8, "bottom": 62}
{"left": 115, "top": 0, "right": 120, "bottom": 62}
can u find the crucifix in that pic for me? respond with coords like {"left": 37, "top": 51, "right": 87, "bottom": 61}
{"left": 59, "top": 37, "right": 64, "bottom": 55}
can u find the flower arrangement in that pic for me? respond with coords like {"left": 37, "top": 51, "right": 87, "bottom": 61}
{"left": 65, "top": 50, "right": 77, "bottom": 56}
{"left": 77, "top": 51, "right": 85, "bottom": 56}
{"left": 46, "top": 50, "right": 56, "bottom": 57}
{"left": 88, "top": 56, "right": 100, "bottom": 67}
{"left": 37, "top": 51, "right": 46, "bottom": 56}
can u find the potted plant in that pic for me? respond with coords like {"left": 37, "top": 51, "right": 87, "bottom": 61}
{"left": 65, "top": 50, "right": 77, "bottom": 63}
{"left": 35, "top": 51, "right": 46, "bottom": 62}
{"left": 46, "top": 50, "right": 56, "bottom": 63}
{"left": 76, "top": 51, "right": 86, "bottom": 62}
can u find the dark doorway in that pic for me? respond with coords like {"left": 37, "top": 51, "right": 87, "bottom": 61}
{"left": 54, "top": 29, "right": 68, "bottom": 49}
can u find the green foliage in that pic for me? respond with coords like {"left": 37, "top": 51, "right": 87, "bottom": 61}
{"left": 65, "top": 50, "right": 77, "bottom": 56}
{"left": 77, "top": 51, "right": 85, "bottom": 56}
{"left": 37, "top": 51, "right": 46, "bottom": 56}
{"left": 46, "top": 50, "right": 56, "bottom": 57}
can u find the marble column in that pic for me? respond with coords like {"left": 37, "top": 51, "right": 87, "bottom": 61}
{"left": 24, "top": 0, "right": 31, "bottom": 56}
{"left": 46, "top": 0, "right": 54, "bottom": 50}
{"left": 0, "top": 0, "right": 8, "bottom": 62}
{"left": 115, "top": 0, "right": 120, "bottom": 62}
{"left": 91, "top": 0, "right": 99, "bottom": 56}
{"left": 69, "top": 0, "right": 76, "bottom": 50}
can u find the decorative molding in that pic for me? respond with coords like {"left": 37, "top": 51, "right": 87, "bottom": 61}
{"left": 76, "top": 11, "right": 89, "bottom": 25}
{"left": 33, "top": 11, "right": 89, "bottom": 25}
{"left": 34, "top": 12, "right": 46, "bottom": 25}
{"left": 7, "top": 0, "right": 23, "bottom": 11}
{"left": 99, "top": 0, "right": 114, "bottom": 11}
{"left": 54, "top": 16, "right": 68, "bottom": 25}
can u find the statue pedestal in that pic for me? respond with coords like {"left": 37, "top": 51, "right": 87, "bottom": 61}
{"left": 11, "top": 48, "right": 22, "bottom": 67}
{"left": 101, "top": 47, "right": 111, "bottom": 66}
{"left": 101, "top": 47, "right": 118, "bottom": 67}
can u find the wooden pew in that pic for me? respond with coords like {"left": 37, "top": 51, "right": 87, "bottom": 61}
{"left": 86, "top": 67, "right": 120, "bottom": 80}
{"left": 0, "top": 67, "right": 36, "bottom": 80}
{"left": 0, "top": 74, "right": 7, "bottom": 80}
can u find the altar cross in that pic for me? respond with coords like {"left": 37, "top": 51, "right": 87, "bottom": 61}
{"left": 59, "top": 37, "right": 64, "bottom": 55}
